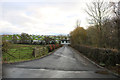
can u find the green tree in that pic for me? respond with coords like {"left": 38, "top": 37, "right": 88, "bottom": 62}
{"left": 86, "top": 26, "right": 99, "bottom": 47}
{"left": 20, "top": 33, "right": 31, "bottom": 44}
{"left": 2, "top": 41, "right": 10, "bottom": 54}
{"left": 12, "top": 35, "right": 17, "bottom": 44}
{"left": 70, "top": 27, "right": 87, "bottom": 46}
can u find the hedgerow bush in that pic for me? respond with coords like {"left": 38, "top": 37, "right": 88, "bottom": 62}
{"left": 47, "top": 44, "right": 62, "bottom": 52}
{"left": 72, "top": 45, "right": 120, "bottom": 66}
{"left": 47, "top": 45, "right": 53, "bottom": 52}
{"left": 2, "top": 41, "right": 11, "bottom": 54}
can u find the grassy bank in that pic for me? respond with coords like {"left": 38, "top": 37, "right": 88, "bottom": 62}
{"left": 2, "top": 44, "right": 62, "bottom": 63}
{"left": 2, "top": 44, "right": 47, "bottom": 63}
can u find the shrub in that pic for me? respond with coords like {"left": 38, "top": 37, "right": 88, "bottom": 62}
{"left": 56, "top": 44, "right": 59, "bottom": 48}
{"left": 59, "top": 44, "right": 63, "bottom": 47}
{"left": 72, "top": 45, "right": 120, "bottom": 66}
{"left": 2, "top": 41, "right": 11, "bottom": 54}
{"left": 52, "top": 44, "right": 55, "bottom": 49}
{"left": 47, "top": 45, "right": 53, "bottom": 52}
{"left": 50, "top": 45, "right": 53, "bottom": 51}
{"left": 47, "top": 44, "right": 62, "bottom": 52}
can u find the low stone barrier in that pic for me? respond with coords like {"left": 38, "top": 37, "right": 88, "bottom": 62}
{"left": 32, "top": 47, "right": 48, "bottom": 57}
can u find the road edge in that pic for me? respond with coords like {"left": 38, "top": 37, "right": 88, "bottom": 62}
{"left": 68, "top": 46, "right": 120, "bottom": 78}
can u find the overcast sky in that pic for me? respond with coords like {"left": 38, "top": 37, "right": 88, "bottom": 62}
{"left": 0, "top": 0, "right": 119, "bottom": 35}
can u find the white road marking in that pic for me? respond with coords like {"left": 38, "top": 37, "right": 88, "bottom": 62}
{"left": 25, "top": 68, "right": 94, "bottom": 74}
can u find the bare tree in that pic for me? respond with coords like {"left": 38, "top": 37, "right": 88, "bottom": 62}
{"left": 85, "top": 1, "right": 110, "bottom": 27}
{"left": 111, "top": 1, "right": 120, "bottom": 50}
{"left": 111, "top": 1, "right": 120, "bottom": 18}
{"left": 85, "top": 0, "right": 111, "bottom": 47}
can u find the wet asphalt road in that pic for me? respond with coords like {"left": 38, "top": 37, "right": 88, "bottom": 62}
{"left": 2, "top": 45, "right": 118, "bottom": 78}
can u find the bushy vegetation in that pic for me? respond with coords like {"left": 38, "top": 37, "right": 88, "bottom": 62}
{"left": 47, "top": 44, "right": 63, "bottom": 52}
{"left": 70, "top": 22, "right": 120, "bottom": 50}
{"left": 20, "top": 33, "right": 32, "bottom": 44}
{"left": 73, "top": 45, "right": 120, "bottom": 66}
{"left": 70, "top": 1, "right": 120, "bottom": 70}
{"left": 70, "top": 1, "right": 120, "bottom": 50}
{"left": 70, "top": 27, "right": 87, "bottom": 45}
{"left": 2, "top": 41, "right": 11, "bottom": 54}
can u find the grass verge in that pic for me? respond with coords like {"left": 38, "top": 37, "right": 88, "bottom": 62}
{"left": 2, "top": 44, "right": 46, "bottom": 63}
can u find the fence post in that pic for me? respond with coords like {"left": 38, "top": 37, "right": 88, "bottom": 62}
{"left": 43, "top": 47, "right": 44, "bottom": 55}
{"left": 19, "top": 49, "right": 20, "bottom": 59}
{"left": 31, "top": 48, "right": 33, "bottom": 58}
{"left": 32, "top": 48, "right": 35, "bottom": 57}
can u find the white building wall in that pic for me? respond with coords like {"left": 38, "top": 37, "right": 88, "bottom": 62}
{"left": 61, "top": 41, "right": 70, "bottom": 45}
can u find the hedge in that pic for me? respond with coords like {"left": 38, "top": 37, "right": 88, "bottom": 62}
{"left": 72, "top": 45, "right": 120, "bottom": 66}
{"left": 47, "top": 44, "right": 63, "bottom": 52}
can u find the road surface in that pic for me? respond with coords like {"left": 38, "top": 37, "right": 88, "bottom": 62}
{"left": 2, "top": 45, "right": 118, "bottom": 78}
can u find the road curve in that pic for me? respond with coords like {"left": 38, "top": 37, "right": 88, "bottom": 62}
{"left": 3, "top": 45, "right": 118, "bottom": 78}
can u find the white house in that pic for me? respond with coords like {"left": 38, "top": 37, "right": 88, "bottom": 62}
{"left": 32, "top": 40, "right": 39, "bottom": 44}
{"left": 61, "top": 39, "right": 70, "bottom": 45}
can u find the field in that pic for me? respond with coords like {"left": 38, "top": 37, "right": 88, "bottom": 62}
{"left": 2, "top": 34, "right": 63, "bottom": 41}
{"left": 2, "top": 44, "right": 47, "bottom": 63}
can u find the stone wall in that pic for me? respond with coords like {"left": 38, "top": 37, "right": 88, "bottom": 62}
{"left": 33, "top": 47, "right": 48, "bottom": 57}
